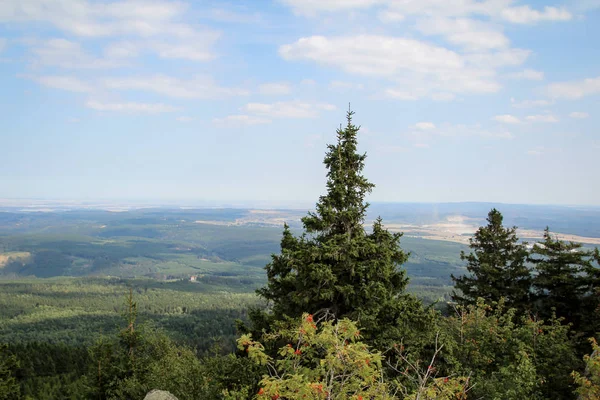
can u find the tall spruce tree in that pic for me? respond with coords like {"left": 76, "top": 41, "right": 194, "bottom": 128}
{"left": 254, "top": 109, "right": 424, "bottom": 346}
{"left": 529, "top": 228, "right": 599, "bottom": 336}
{"left": 451, "top": 209, "right": 531, "bottom": 313}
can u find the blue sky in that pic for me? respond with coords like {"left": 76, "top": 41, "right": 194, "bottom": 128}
{"left": 1, "top": 0, "right": 599, "bottom": 206}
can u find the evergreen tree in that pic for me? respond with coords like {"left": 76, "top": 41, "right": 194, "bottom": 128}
{"left": 0, "top": 344, "right": 20, "bottom": 400}
{"left": 254, "top": 109, "right": 423, "bottom": 347}
{"left": 529, "top": 228, "right": 599, "bottom": 336}
{"left": 451, "top": 209, "right": 531, "bottom": 313}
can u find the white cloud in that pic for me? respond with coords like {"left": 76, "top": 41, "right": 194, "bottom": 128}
{"left": 431, "top": 92, "right": 456, "bottom": 101}
{"left": 300, "top": 79, "right": 316, "bottom": 86}
{"left": 569, "top": 112, "right": 589, "bottom": 119}
{"left": 378, "top": 10, "right": 404, "bottom": 23}
{"left": 409, "top": 122, "right": 513, "bottom": 139}
{"left": 176, "top": 116, "right": 193, "bottom": 122}
{"left": 280, "top": 35, "right": 517, "bottom": 98}
{"left": 525, "top": 114, "right": 559, "bottom": 123}
{"left": 208, "top": 7, "right": 263, "bottom": 24}
{"left": 103, "top": 39, "right": 217, "bottom": 62}
{"left": 493, "top": 114, "right": 521, "bottom": 124}
{"left": 281, "top": 35, "right": 463, "bottom": 76}
{"left": 384, "top": 88, "right": 427, "bottom": 100}
{"left": 213, "top": 115, "right": 272, "bottom": 126}
{"left": 414, "top": 143, "right": 430, "bottom": 148}
{"left": 507, "top": 69, "right": 544, "bottom": 80}
{"left": 511, "top": 98, "right": 553, "bottom": 108}
{"left": 546, "top": 76, "right": 600, "bottom": 100}
{"left": 329, "top": 80, "right": 364, "bottom": 90}
{"left": 103, "top": 41, "right": 139, "bottom": 58}
{"left": 415, "top": 122, "right": 436, "bottom": 130}
{"left": 415, "top": 17, "right": 509, "bottom": 50}
{"left": 525, "top": 146, "right": 557, "bottom": 156}
{"left": 67, "top": 117, "right": 80, "bottom": 123}
{"left": 1, "top": 0, "right": 219, "bottom": 61}
{"left": 280, "top": 0, "right": 384, "bottom": 15}
{"left": 30, "top": 75, "right": 92, "bottom": 92}
{"left": 148, "top": 41, "right": 216, "bottom": 61}
{"left": 86, "top": 100, "right": 178, "bottom": 113}
{"left": 279, "top": 0, "right": 574, "bottom": 26}
{"left": 280, "top": 0, "right": 505, "bottom": 18}
{"left": 103, "top": 75, "right": 249, "bottom": 99}
{"left": 501, "top": 6, "right": 572, "bottom": 24}
{"left": 258, "top": 82, "right": 292, "bottom": 95}
{"left": 464, "top": 48, "right": 530, "bottom": 68}
{"left": 1, "top": 0, "right": 203, "bottom": 37}
{"left": 242, "top": 101, "right": 336, "bottom": 119}
{"left": 30, "top": 38, "right": 123, "bottom": 69}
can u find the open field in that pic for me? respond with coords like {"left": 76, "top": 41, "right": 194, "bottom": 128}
{"left": 0, "top": 251, "right": 31, "bottom": 268}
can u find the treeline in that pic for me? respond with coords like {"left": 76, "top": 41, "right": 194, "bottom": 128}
{"left": 1, "top": 110, "right": 599, "bottom": 399}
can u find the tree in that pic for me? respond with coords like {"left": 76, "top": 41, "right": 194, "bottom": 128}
{"left": 451, "top": 209, "right": 531, "bottom": 313}
{"left": 0, "top": 344, "right": 20, "bottom": 400}
{"left": 572, "top": 338, "right": 600, "bottom": 400}
{"left": 444, "top": 299, "right": 580, "bottom": 400}
{"left": 253, "top": 109, "right": 425, "bottom": 348}
{"left": 529, "top": 228, "right": 599, "bottom": 337}
{"left": 240, "top": 314, "right": 470, "bottom": 400}
{"left": 88, "top": 290, "right": 204, "bottom": 400}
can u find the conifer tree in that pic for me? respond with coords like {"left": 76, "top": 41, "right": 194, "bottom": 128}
{"left": 0, "top": 344, "right": 20, "bottom": 400}
{"left": 529, "top": 228, "right": 599, "bottom": 335}
{"left": 451, "top": 209, "right": 531, "bottom": 313}
{"left": 254, "top": 109, "right": 422, "bottom": 346}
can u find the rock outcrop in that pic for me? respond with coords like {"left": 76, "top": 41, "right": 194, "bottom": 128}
{"left": 144, "top": 389, "right": 179, "bottom": 400}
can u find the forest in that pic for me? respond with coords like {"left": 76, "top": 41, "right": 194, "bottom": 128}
{"left": 1, "top": 111, "right": 600, "bottom": 400}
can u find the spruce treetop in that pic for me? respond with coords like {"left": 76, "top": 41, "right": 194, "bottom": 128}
{"left": 255, "top": 108, "right": 420, "bottom": 347}
{"left": 451, "top": 208, "right": 531, "bottom": 313}
{"left": 302, "top": 109, "right": 374, "bottom": 238}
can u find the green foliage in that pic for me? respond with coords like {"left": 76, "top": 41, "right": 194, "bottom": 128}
{"left": 0, "top": 278, "right": 259, "bottom": 351}
{"left": 240, "top": 314, "right": 470, "bottom": 400}
{"left": 1, "top": 111, "right": 599, "bottom": 400}
{"left": 0, "top": 344, "right": 20, "bottom": 400}
{"left": 88, "top": 292, "right": 204, "bottom": 400}
{"left": 242, "top": 314, "right": 392, "bottom": 400}
{"left": 443, "top": 299, "right": 579, "bottom": 400}
{"left": 192, "top": 352, "right": 265, "bottom": 400}
{"left": 529, "top": 227, "right": 600, "bottom": 337}
{"left": 452, "top": 209, "right": 531, "bottom": 313}
{"left": 255, "top": 110, "right": 426, "bottom": 350}
{"left": 572, "top": 338, "right": 600, "bottom": 400}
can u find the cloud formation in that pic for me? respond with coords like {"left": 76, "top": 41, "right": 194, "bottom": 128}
{"left": 85, "top": 100, "right": 178, "bottom": 113}
{"left": 547, "top": 76, "right": 600, "bottom": 100}
{"left": 493, "top": 114, "right": 521, "bottom": 124}
{"left": 280, "top": 35, "right": 525, "bottom": 99}
{"left": 241, "top": 101, "right": 336, "bottom": 118}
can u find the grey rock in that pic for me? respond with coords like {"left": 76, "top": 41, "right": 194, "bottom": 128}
{"left": 144, "top": 389, "right": 179, "bottom": 400}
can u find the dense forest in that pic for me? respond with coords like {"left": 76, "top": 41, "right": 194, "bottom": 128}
{"left": 1, "top": 111, "right": 599, "bottom": 399}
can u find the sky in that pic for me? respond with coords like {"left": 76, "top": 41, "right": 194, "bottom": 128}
{"left": 1, "top": 0, "right": 599, "bottom": 207}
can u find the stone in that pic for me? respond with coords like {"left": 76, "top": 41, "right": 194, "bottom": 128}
{"left": 143, "top": 389, "right": 179, "bottom": 400}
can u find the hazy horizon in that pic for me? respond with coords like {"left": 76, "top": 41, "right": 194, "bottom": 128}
{"left": 2, "top": 197, "right": 600, "bottom": 211}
